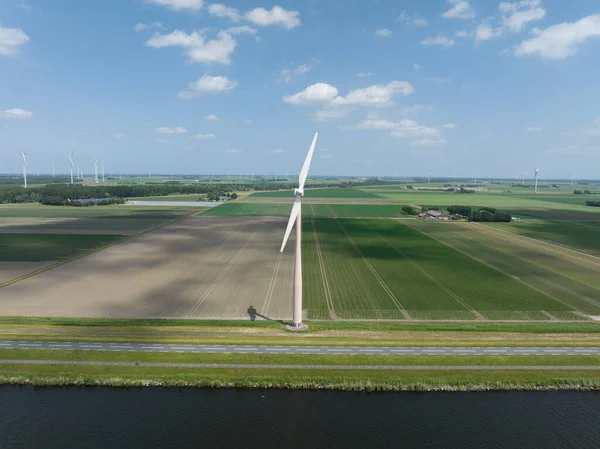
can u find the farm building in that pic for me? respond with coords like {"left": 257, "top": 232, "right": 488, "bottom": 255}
{"left": 419, "top": 210, "right": 450, "bottom": 220}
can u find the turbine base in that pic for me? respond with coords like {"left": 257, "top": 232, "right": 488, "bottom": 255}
{"left": 285, "top": 323, "right": 309, "bottom": 332}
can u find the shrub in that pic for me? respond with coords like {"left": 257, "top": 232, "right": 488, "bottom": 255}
{"left": 586, "top": 201, "right": 600, "bottom": 207}
{"left": 402, "top": 205, "right": 418, "bottom": 215}
{"left": 447, "top": 205, "right": 472, "bottom": 216}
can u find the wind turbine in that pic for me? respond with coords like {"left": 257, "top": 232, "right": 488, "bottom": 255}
{"left": 17, "top": 152, "right": 27, "bottom": 188}
{"left": 101, "top": 161, "right": 105, "bottom": 183}
{"left": 67, "top": 151, "right": 75, "bottom": 185}
{"left": 93, "top": 159, "right": 99, "bottom": 184}
{"left": 473, "top": 171, "right": 477, "bottom": 185}
{"left": 522, "top": 172, "right": 527, "bottom": 185}
{"left": 428, "top": 172, "right": 432, "bottom": 184}
{"left": 52, "top": 163, "right": 55, "bottom": 178}
{"left": 533, "top": 166, "right": 540, "bottom": 193}
{"left": 279, "top": 132, "right": 318, "bottom": 330}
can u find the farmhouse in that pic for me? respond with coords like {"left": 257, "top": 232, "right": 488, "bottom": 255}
{"left": 419, "top": 210, "right": 450, "bottom": 221}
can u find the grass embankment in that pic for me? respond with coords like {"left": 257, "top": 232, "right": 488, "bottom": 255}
{"left": 1, "top": 316, "right": 599, "bottom": 333}
{"left": 1, "top": 364, "right": 599, "bottom": 391}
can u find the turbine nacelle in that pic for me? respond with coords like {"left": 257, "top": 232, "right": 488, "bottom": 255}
{"left": 293, "top": 188, "right": 304, "bottom": 197}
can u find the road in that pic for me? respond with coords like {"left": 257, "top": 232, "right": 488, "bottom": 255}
{"left": 1, "top": 360, "right": 599, "bottom": 370}
{"left": 1, "top": 341, "right": 600, "bottom": 355}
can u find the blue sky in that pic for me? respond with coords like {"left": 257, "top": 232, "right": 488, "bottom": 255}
{"left": 1, "top": 0, "right": 599, "bottom": 179}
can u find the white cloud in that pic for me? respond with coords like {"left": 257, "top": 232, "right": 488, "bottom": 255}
{"left": 442, "top": 0, "right": 475, "bottom": 19}
{"left": 245, "top": 6, "right": 300, "bottom": 29}
{"left": 413, "top": 63, "right": 421, "bottom": 71}
{"left": 134, "top": 22, "right": 164, "bottom": 32}
{"left": 147, "top": 0, "right": 204, "bottom": 11}
{"left": 0, "top": 25, "right": 29, "bottom": 56}
{"left": 357, "top": 118, "right": 440, "bottom": 138}
{"left": 311, "top": 107, "right": 351, "bottom": 121}
{"left": 226, "top": 25, "right": 257, "bottom": 35}
{"left": 422, "top": 36, "right": 457, "bottom": 47}
{"left": 525, "top": 126, "right": 542, "bottom": 132}
{"left": 16, "top": 1, "right": 33, "bottom": 12}
{"left": 113, "top": 132, "right": 125, "bottom": 139}
{"left": 410, "top": 138, "right": 448, "bottom": 147}
{"left": 272, "top": 148, "right": 283, "bottom": 154}
{"left": 455, "top": 30, "right": 471, "bottom": 37}
{"left": 421, "top": 36, "right": 456, "bottom": 46}
{"left": 178, "top": 75, "right": 238, "bottom": 98}
{"left": 244, "top": 119, "right": 252, "bottom": 125}
{"left": 279, "top": 64, "right": 312, "bottom": 83}
{"left": 208, "top": 3, "right": 242, "bottom": 22}
{"left": 357, "top": 72, "right": 372, "bottom": 77}
{"left": 204, "top": 114, "right": 220, "bottom": 121}
{"left": 333, "top": 81, "right": 413, "bottom": 107}
{"left": 443, "top": 123, "right": 457, "bottom": 129}
{"left": 514, "top": 14, "right": 600, "bottom": 59}
{"left": 320, "top": 154, "right": 333, "bottom": 159}
{"left": 155, "top": 126, "right": 187, "bottom": 134}
{"left": 3, "top": 126, "right": 11, "bottom": 130}
{"left": 226, "top": 148, "right": 241, "bottom": 153}
{"left": 500, "top": 0, "right": 546, "bottom": 32}
{"left": 375, "top": 29, "right": 392, "bottom": 37}
{"left": 145, "top": 30, "right": 237, "bottom": 64}
{"left": 475, "top": 23, "right": 502, "bottom": 41}
{"left": 0, "top": 108, "right": 33, "bottom": 118}
{"left": 283, "top": 83, "right": 339, "bottom": 105}
{"left": 397, "top": 11, "right": 428, "bottom": 26}
{"left": 190, "top": 133, "right": 216, "bottom": 139}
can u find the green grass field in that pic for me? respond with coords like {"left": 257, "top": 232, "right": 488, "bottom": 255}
{"left": 487, "top": 220, "right": 600, "bottom": 256}
{"left": 303, "top": 218, "right": 576, "bottom": 320}
{"left": 0, "top": 234, "right": 122, "bottom": 262}
{"left": 250, "top": 188, "right": 382, "bottom": 198}
{"left": 0, "top": 204, "right": 195, "bottom": 219}
{"left": 200, "top": 202, "right": 411, "bottom": 217}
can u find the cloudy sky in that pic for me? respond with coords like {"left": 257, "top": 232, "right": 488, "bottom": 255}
{"left": 1, "top": 0, "right": 599, "bottom": 178}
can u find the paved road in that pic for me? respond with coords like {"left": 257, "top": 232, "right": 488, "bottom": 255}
{"left": 1, "top": 341, "right": 600, "bottom": 355}
{"left": 1, "top": 360, "right": 599, "bottom": 370}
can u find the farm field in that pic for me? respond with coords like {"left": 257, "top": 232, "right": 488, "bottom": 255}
{"left": 0, "top": 262, "right": 54, "bottom": 284}
{"left": 487, "top": 220, "right": 600, "bottom": 256}
{"left": 0, "top": 234, "right": 122, "bottom": 262}
{"left": 0, "top": 217, "right": 294, "bottom": 319}
{"left": 0, "top": 204, "right": 198, "bottom": 219}
{"left": 200, "top": 202, "right": 412, "bottom": 218}
{"left": 303, "top": 218, "right": 579, "bottom": 321}
{"left": 406, "top": 221, "right": 600, "bottom": 319}
{"left": 250, "top": 188, "right": 382, "bottom": 198}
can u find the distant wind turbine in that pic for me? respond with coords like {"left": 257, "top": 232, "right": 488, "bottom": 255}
{"left": 67, "top": 151, "right": 75, "bottom": 185}
{"left": 52, "top": 163, "right": 55, "bottom": 178}
{"left": 94, "top": 159, "right": 99, "bottom": 184}
{"left": 533, "top": 166, "right": 540, "bottom": 193}
{"left": 280, "top": 132, "right": 318, "bottom": 330}
{"left": 101, "top": 161, "right": 105, "bottom": 183}
{"left": 428, "top": 172, "right": 432, "bottom": 184}
{"left": 17, "top": 152, "right": 27, "bottom": 188}
{"left": 522, "top": 172, "right": 527, "bottom": 185}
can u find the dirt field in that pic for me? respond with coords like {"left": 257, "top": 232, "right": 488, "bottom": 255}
{"left": 0, "top": 217, "right": 159, "bottom": 235}
{"left": 0, "top": 262, "right": 54, "bottom": 285}
{"left": 0, "top": 217, "right": 294, "bottom": 320}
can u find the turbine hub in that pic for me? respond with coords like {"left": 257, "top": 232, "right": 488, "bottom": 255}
{"left": 294, "top": 188, "right": 304, "bottom": 197}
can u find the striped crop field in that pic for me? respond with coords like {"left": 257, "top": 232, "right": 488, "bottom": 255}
{"left": 200, "top": 202, "right": 411, "bottom": 218}
{"left": 250, "top": 188, "right": 382, "bottom": 198}
{"left": 303, "top": 218, "right": 589, "bottom": 321}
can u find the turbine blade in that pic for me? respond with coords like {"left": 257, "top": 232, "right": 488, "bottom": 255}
{"left": 71, "top": 150, "right": 76, "bottom": 158}
{"left": 298, "top": 132, "right": 318, "bottom": 191}
{"left": 280, "top": 198, "right": 301, "bottom": 253}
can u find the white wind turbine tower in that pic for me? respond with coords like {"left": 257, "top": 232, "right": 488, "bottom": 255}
{"left": 17, "top": 152, "right": 27, "bottom": 188}
{"left": 93, "top": 159, "right": 99, "bottom": 184}
{"left": 522, "top": 172, "right": 527, "bottom": 185}
{"left": 101, "top": 161, "right": 105, "bottom": 183}
{"left": 279, "top": 132, "right": 318, "bottom": 330}
{"left": 67, "top": 151, "right": 75, "bottom": 185}
{"left": 533, "top": 166, "right": 540, "bottom": 193}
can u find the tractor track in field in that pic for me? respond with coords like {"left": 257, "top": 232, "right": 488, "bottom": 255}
{"left": 186, "top": 228, "right": 259, "bottom": 317}
{"left": 334, "top": 219, "right": 411, "bottom": 319}
{"left": 263, "top": 252, "right": 283, "bottom": 314}
{"left": 311, "top": 218, "right": 337, "bottom": 320}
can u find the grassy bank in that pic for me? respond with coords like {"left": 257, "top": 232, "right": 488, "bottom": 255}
{"left": 1, "top": 365, "right": 599, "bottom": 391}
{"left": 1, "top": 316, "right": 599, "bottom": 334}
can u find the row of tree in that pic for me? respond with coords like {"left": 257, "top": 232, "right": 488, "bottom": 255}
{"left": 586, "top": 201, "right": 600, "bottom": 207}
{"left": 467, "top": 207, "right": 511, "bottom": 222}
